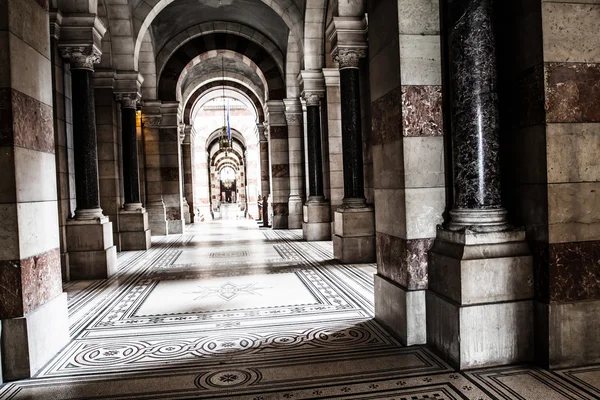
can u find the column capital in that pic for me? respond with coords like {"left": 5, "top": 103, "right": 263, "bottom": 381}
{"left": 58, "top": 14, "right": 106, "bottom": 70}
{"left": 326, "top": 16, "right": 368, "bottom": 69}
{"left": 303, "top": 92, "right": 324, "bottom": 106}
{"left": 115, "top": 92, "right": 141, "bottom": 109}
{"left": 332, "top": 48, "right": 367, "bottom": 69}
{"left": 283, "top": 98, "right": 303, "bottom": 125}
{"left": 59, "top": 46, "right": 101, "bottom": 70}
{"left": 299, "top": 70, "right": 326, "bottom": 105}
{"left": 114, "top": 71, "right": 144, "bottom": 107}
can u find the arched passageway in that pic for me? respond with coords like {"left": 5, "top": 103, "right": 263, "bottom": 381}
{"left": 1, "top": 0, "right": 600, "bottom": 397}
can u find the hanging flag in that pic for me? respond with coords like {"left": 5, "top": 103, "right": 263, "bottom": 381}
{"left": 226, "top": 98, "right": 232, "bottom": 141}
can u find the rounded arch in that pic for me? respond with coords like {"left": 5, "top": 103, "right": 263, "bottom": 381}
{"left": 183, "top": 76, "right": 264, "bottom": 111}
{"left": 159, "top": 33, "right": 285, "bottom": 101}
{"left": 190, "top": 88, "right": 260, "bottom": 126}
{"left": 132, "top": 0, "right": 304, "bottom": 70}
{"left": 176, "top": 52, "right": 268, "bottom": 102}
{"left": 156, "top": 22, "right": 285, "bottom": 81}
{"left": 184, "top": 81, "right": 265, "bottom": 125}
{"left": 207, "top": 128, "right": 247, "bottom": 150}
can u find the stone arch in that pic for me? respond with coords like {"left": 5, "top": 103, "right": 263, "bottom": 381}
{"left": 184, "top": 81, "right": 265, "bottom": 125}
{"left": 158, "top": 33, "right": 285, "bottom": 102}
{"left": 189, "top": 88, "right": 261, "bottom": 127}
{"left": 156, "top": 22, "right": 285, "bottom": 81}
{"left": 303, "top": 0, "right": 328, "bottom": 70}
{"left": 183, "top": 75, "right": 264, "bottom": 111}
{"left": 176, "top": 52, "right": 268, "bottom": 102}
{"left": 132, "top": 0, "right": 304, "bottom": 70}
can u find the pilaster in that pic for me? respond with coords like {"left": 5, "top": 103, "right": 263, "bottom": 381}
{"left": 266, "top": 101, "right": 289, "bottom": 229}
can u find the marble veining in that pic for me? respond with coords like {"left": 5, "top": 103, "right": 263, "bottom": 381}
{"left": 449, "top": 0, "right": 502, "bottom": 209}
{"left": 340, "top": 68, "right": 366, "bottom": 202}
{"left": 71, "top": 69, "right": 101, "bottom": 211}
{"left": 306, "top": 104, "right": 325, "bottom": 198}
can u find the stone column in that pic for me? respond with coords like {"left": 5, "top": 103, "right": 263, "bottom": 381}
{"left": 116, "top": 92, "right": 151, "bottom": 250}
{"left": 59, "top": 44, "right": 117, "bottom": 279}
{"left": 266, "top": 101, "right": 290, "bottom": 229}
{"left": 0, "top": 0, "right": 69, "bottom": 381}
{"left": 141, "top": 100, "right": 168, "bottom": 235}
{"left": 323, "top": 69, "right": 344, "bottom": 229}
{"left": 300, "top": 71, "right": 331, "bottom": 241}
{"left": 369, "top": 0, "right": 445, "bottom": 347}
{"left": 182, "top": 125, "right": 195, "bottom": 223}
{"left": 258, "top": 124, "right": 270, "bottom": 227}
{"left": 160, "top": 102, "right": 185, "bottom": 234}
{"left": 328, "top": 17, "right": 375, "bottom": 262}
{"left": 427, "top": 0, "right": 533, "bottom": 369}
{"left": 283, "top": 98, "right": 304, "bottom": 229}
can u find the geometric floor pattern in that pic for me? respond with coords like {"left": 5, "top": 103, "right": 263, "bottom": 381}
{"left": 1, "top": 219, "right": 600, "bottom": 399}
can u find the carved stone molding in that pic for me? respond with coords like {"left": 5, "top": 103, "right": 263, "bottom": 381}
{"left": 332, "top": 48, "right": 367, "bottom": 69}
{"left": 59, "top": 46, "right": 101, "bottom": 70}
{"left": 142, "top": 115, "right": 162, "bottom": 127}
{"left": 115, "top": 92, "right": 140, "bottom": 109}
{"left": 303, "top": 92, "right": 323, "bottom": 107}
{"left": 285, "top": 113, "right": 302, "bottom": 125}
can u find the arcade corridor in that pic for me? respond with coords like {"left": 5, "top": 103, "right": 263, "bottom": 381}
{"left": 1, "top": 221, "right": 599, "bottom": 399}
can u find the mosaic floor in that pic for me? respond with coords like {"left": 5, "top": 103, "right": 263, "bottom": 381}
{"left": 1, "top": 220, "right": 600, "bottom": 399}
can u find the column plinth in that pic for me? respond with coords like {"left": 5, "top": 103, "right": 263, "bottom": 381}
{"left": 60, "top": 46, "right": 117, "bottom": 278}
{"left": 426, "top": 0, "right": 533, "bottom": 370}
{"left": 116, "top": 93, "right": 151, "bottom": 250}
{"left": 329, "top": 46, "right": 374, "bottom": 261}
{"left": 301, "top": 86, "right": 331, "bottom": 241}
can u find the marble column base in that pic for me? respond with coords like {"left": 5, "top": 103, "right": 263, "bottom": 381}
{"left": 167, "top": 219, "right": 184, "bottom": 235}
{"left": 66, "top": 217, "right": 118, "bottom": 280}
{"left": 302, "top": 201, "right": 331, "bottom": 241}
{"left": 119, "top": 209, "right": 151, "bottom": 251}
{"left": 374, "top": 275, "right": 426, "bottom": 346}
{"left": 147, "top": 202, "right": 168, "bottom": 236}
{"left": 427, "top": 227, "right": 534, "bottom": 369}
{"left": 535, "top": 299, "right": 600, "bottom": 368}
{"left": 288, "top": 196, "right": 303, "bottom": 229}
{"left": 333, "top": 206, "right": 375, "bottom": 263}
{"left": 1, "top": 293, "right": 69, "bottom": 381}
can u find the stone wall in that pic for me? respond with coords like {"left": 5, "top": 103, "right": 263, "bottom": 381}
{"left": 323, "top": 69, "right": 344, "bottom": 222}
{"left": 50, "top": 16, "right": 76, "bottom": 279}
{"left": 0, "top": 0, "right": 69, "bottom": 380}
{"left": 94, "top": 87, "right": 122, "bottom": 249}
{"left": 497, "top": 0, "right": 600, "bottom": 368}
{"left": 370, "top": 0, "right": 445, "bottom": 346}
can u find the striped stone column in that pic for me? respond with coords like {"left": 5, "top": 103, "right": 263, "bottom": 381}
{"left": 0, "top": 0, "right": 68, "bottom": 380}
{"left": 141, "top": 100, "right": 168, "bottom": 235}
{"left": 266, "top": 101, "right": 290, "bottom": 229}
{"left": 258, "top": 124, "right": 270, "bottom": 226}
{"left": 59, "top": 17, "right": 117, "bottom": 280}
{"left": 284, "top": 98, "right": 305, "bottom": 229}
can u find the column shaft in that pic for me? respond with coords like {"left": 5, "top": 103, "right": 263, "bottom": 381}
{"left": 122, "top": 107, "right": 141, "bottom": 206}
{"left": 306, "top": 104, "right": 324, "bottom": 199}
{"left": 447, "top": 0, "right": 506, "bottom": 229}
{"left": 71, "top": 69, "right": 101, "bottom": 214}
{"left": 339, "top": 67, "right": 365, "bottom": 203}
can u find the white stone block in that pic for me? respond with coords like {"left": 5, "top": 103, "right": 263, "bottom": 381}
{"left": 1, "top": 293, "right": 69, "bottom": 381}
